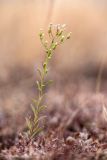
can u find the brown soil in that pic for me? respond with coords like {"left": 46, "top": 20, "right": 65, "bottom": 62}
{"left": 0, "top": 68, "right": 107, "bottom": 160}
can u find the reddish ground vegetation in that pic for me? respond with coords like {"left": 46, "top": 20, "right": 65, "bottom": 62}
{"left": 0, "top": 68, "right": 107, "bottom": 160}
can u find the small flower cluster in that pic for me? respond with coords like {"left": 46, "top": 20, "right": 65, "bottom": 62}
{"left": 40, "top": 23, "right": 71, "bottom": 48}
{"left": 26, "top": 24, "right": 71, "bottom": 140}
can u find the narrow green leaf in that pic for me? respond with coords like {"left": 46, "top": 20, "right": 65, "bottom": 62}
{"left": 26, "top": 118, "right": 32, "bottom": 133}
{"left": 31, "top": 127, "right": 43, "bottom": 139}
{"left": 43, "top": 63, "right": 48, "bottom": 74}
{"left": 37, "top": 68, "right": 42, "bottom": 77}
{"left": 38, "top": 105, "right": 47, "bottom": 112}
{"left": 36, "top": 81, "right": 42, "bottom": 91}
{"left": 45, "top": 80, "right": 53, "bottom": 86}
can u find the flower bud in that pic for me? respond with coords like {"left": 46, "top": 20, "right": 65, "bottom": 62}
{"left": 39, "top": 31, "right": 44, "bottom": 40}
{"left": 52, "top": 42, "right": 58, "bottom": 50}
{"left": 58, "top": 30, "right": 63, "bottom": 36}
{"left": 48, "top": 23, "right": 53, "bottom": 34}
{"left": 60, "top": 35, "right": 65, "bottom": 42}
{"left": 67, "top": 32, "right": 71, "bottom": 39}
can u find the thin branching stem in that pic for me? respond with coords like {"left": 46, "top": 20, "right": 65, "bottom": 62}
{"left": 26, "top": 24, "right": 71, "bottom": 139}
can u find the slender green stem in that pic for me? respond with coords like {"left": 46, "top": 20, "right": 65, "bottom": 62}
{"left": 26, "top": 24, "right": 71, "bottom": 139}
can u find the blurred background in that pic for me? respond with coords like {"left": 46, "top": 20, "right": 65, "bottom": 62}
{"left": 0, "top": 0, "right": 107, "bottom": 135}
{"left": 1, "top": 0, "right": 107, "bottom": 77}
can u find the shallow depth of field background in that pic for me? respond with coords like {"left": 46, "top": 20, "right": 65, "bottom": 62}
{"left": 0, "top": 0, "right": 107, "bottom": 134}
{"left": 0, "top": 0, "right": 107, "bottom": 79}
